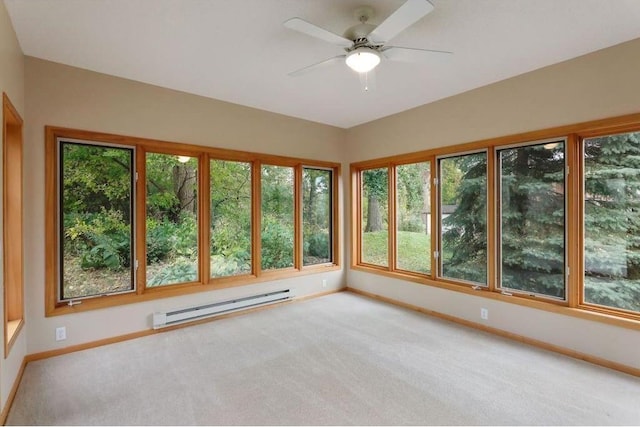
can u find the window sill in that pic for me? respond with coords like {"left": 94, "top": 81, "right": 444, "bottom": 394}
{"left": 47, "top": 264, "right": 341, "bottom": 317}
{"left": 351, "top": 264, "right": 640, "bottom": 331}
{"left": 5, "top": 319, "right": 24, "bottom": 358}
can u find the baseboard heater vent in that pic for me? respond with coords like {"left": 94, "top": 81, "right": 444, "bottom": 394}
{"left": 152, "top": 289, "right": 295, "bottom": 329}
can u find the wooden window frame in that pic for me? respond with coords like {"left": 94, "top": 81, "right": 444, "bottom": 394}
{"left": 45, "top": 126, "right": 340, "bottom": 317}
{"left": 3, "top": 93, "right": 25, "bottom": 357}
{"left": 301, "top": 166, "right": 336, "bottom": 269}
{"left": 350, "top": 112, "right": 640, "bottom": 331}
{"left": 494, "top": 138, "right": 568, "bottom": 302}
{"left": 393, "top": 159, "right": 435, "bottom": 278}
{"left": 436, "top": 150, "right": 489, "bottom": 287}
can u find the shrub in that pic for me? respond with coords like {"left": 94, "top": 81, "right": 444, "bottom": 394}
{"left": 64, "top": 209, "right": 131, "bottom": 271}
{"left": 147, "top": 258, "right": 197, "bottom": 286}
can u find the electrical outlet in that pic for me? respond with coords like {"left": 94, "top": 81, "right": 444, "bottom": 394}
{"left": 55, "top": 326, "right": 66, "bottom": 341}
{"left": 480, "top": 308, "right": 489, "bottom": 320}
{"left": 322, "top": 279, "right": 327, "bottom": 288}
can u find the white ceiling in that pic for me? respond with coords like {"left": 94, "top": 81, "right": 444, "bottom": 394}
{"left": 5, "top": 0, "right": 640, "bottom": 128}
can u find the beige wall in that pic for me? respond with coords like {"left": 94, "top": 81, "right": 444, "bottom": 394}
{"left": 8, "top": 17, "right": 640, "bottom": 399}
{"left": 346, "top": 38, "right": 640, "bottom": 370}
{"left": 23, "top": 57, "right": 347, "bottom": 354}
{"left": 346, "top": 38, "right": 640, "bottom": 162}
{"left": 0, "top": 0, "right": 25, "bottom": 412}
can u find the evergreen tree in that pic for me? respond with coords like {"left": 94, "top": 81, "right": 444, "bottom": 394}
{"left": 441, "top": 153, "right": 487, "bottom": 284}
{"left": 584, "top": 132, "right": 640, "bottom": 312}
{"left": 499, "top": 143, "right": 565, "bottom": 298}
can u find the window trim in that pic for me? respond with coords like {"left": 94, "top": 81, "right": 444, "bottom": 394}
{"left": 350, "top": 112, "right": 640, "bottom": 330}
{"left": 56, "top": 138, "right": 138, "bottom": 301}
{"left": 436, "top": 149, "right": 489, "bottom": 287}
{"left": 495, "top": 137, "right": 568, "bottom": 302}
{"left": 3, "top": 93, "right": 25, "bottom": 357}
{"left": 393, "top": 159, "right": 434, "bottom": 278}
{"left": 45, "top": 126, "right": 340, "bottom": 316}
{"left": 301, "top": 166, "right": 335, "bottom": 268}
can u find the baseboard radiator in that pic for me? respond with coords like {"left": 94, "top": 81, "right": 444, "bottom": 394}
{"left": 152, "top": 289, "right": 295, "bottom": 329}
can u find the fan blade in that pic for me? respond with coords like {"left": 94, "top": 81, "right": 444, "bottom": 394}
{"left": 284, "top": 18, "right": 352, "bottom": 47}
{"left": 288, "top": 55, "right": 346, "bottom": 77}
{"left": 368, "top": 0, "right": 434, "bottom": 44}
{"left": 382, "top": 46, "right": 452, "bottom": 63}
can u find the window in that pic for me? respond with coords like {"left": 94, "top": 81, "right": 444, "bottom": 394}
{"left": 583, "top": 131, "right": 640, "bottom": 314}
{"left": 351, "top": 115, "right": 640, "bottom": 328}
{"left": 59, "top": 141, "right": 135, "bottom": 300}
{"left": 498, "top": 141, "right": 566, "bottom": 299}
{"left": 361, "top": 167, "right": 389, "bottom": 267}
{"left": 210, "top": 159, "right": 252, "bottom": 277}
{"left": 395, "top": 162, "right": 431, "bottom": 274}
{"left": 45, "top": 127, "right": 339, "bottom": 316}
{"left": 261, "top": 165, "right": 295, "bottom": 271}
{"left": 303, "top": 167, "right": 332, "bottom": 266}
{"left": 3, "top": 93, "right": 24, "bottom": 355}
{"left": 439, "top": 152, "right": 487, "bottom": 285}
{"left": 146, "top": 153, "right": 199, "bottom": 287}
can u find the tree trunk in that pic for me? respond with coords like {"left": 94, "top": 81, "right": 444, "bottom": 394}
{"left": 365, "top": 195, "right": 382, "bottom": 232}
{"left": 173, "top": 165, "right": 197, "bottom": 214}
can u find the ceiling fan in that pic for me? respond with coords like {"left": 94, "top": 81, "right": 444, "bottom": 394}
{"left": 283, "top": 0, "right": 451, "bottom": 90}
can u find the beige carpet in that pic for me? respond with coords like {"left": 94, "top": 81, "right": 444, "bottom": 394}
{"left": 7, "top": 292, "right": 640, "bottom": 425}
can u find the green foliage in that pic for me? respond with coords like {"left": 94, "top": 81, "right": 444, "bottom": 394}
{"left": 440, "top": 159, "right": 462, "bottom": 205}
{"left": 145, "top": 219, "right": 173, "bottom": 264}
{"left": 303, "top": 168, "right": 332, "bottom": 264}
{"left": 64, "top": 209, "right": 131, "bottom": 271}
{"left": 261, "top": 165, "right": 295, "bottom": 269}
{"left": 210, "top": 160, "right": 252, "bottom": 276}
{"left": 583, "top": 132, "right": 640, "bottom": 311}
{"left": 441, "top": 153, "right": 488, "bottom": 284}
{"left": 305, "top": 232, "right": 330, "bottom": 259}
{"left": 261, "top": 215, "right": 294, "bottom": 269}
{"left": 363, "top": 168, "right": 389, "bottom": 233}
{"left": 397, "top": 162, "right": 430, "bottom": 233}
{"left": 147, "top": 259, "right": 197, "bottom": 287}
{"left": 499, "top": 143, "right": 565, "bottom": 297}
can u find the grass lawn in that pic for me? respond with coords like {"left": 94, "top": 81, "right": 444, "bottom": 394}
{"left": 362, "top": 230, "right": 431, "bottom": 273}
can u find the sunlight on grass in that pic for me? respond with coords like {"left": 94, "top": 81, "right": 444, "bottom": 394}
{"left": 362, "top": 231, "right": 430, "bottom": 273}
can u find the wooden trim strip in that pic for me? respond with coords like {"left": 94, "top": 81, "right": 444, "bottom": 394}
{"left": 350, "top": 263, "right": 640, "bottom": 331}
{"left": 0, "top": 356, "right": 27, "bottom": 425}
{"left": 3, "top": 93, "right": 25, "bottom": 358}
{"left": 27, "top": 288, "right": 344, "bottom": 363}
{"left": 347, "top": 287, "right": 640, "bottom": 377}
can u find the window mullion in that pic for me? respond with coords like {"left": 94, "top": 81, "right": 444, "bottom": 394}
{"left": 200, "top": 152, "right": 210, "bottom": 284}
{"left": 487, "top": 147, "right": 497, "bottom": 292}
{"left": 389, "top": 164, "right": 397, "bottom": 272}
{"left": 136, "top": 145, "right": 146, "bottom": 294}
{"left": 253, "top": 160, "right": 262, "bottom": 276}
{"left": 566, "top": 134, "right": 580, "bottom": 308}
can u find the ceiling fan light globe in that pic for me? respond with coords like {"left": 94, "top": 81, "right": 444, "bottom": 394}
{"left": 346, "top": 48, "right": 381, "bottom": 73}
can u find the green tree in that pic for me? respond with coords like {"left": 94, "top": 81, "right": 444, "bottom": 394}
{"left": 261, "top": 165, "right": 294, "bottom": 270}
{"left": 210, "top": 160, "right": 252, "bottom": 276}
{"left": 441, "top": 154, "right": 487, "bottom": 283}
{"left": 584, "top": 132, "right": 640, "bottom": 312}
{"left": 303, "top": 168, "right": 331, "bottom": 264}
{"left": 363, "top": 168, "right": 388, "bottom": 232}
{"left": 500, "top": 144, "right": 565, "bottom": 297}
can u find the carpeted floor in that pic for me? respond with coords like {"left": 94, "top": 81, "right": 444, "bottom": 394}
{"left": 7, "top": 292, "right": 640, "bottom": 425}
